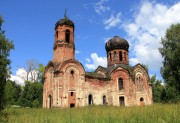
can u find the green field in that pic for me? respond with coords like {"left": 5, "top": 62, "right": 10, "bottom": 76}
{"left": 1, "top": 104, "right": 180, "bottom": 123}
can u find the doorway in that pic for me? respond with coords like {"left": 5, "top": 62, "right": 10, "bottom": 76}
{"left": 103, "top": 95, "right": 107, "bottom": 105}
{"left": 70, "top": 103, "right": 75, "bottom": 108}
{"left": 88, "top": 94, "right": 93, "bottom": 105}
{"left": 140, "top": 97, "right": 145, "bottom": 106}
{"left": 48, "top": 95, "right": 52, "bottom": 108}
{"left": 119, "top": 96, "right": 125, "bottom": 106}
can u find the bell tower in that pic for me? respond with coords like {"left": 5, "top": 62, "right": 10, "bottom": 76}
{"left": 53, "top": 12, "right": 75, "bottom": 63}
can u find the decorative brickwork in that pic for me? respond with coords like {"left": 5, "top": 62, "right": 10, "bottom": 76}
{"left": 43, "top": 15, "right": 152, "bottom": 108}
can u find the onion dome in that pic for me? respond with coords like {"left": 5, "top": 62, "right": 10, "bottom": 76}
{"left": 55, "top": 14, "right": 74, "bottom": 29}
{"left": 105, "top": 36, "right": 129, "bottom": 52}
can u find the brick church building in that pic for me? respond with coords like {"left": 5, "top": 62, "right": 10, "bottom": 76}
{"left": 43, "top": 14, "right": 153, "bottom": 108}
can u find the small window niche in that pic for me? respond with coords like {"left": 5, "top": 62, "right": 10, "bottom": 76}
{"left": 70, "top": 70, "right": 74, "bottom": 78}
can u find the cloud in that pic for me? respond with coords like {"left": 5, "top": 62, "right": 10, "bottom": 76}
{"left": 85, "top": 53, "right": 107, "bottom": 70}
{"left": 9, "top": 68, "right": 39, "bottom": 86}
{"left": 75, "top": 50, "right": 81, "bottom": 54}
{"left": 123, "top": 1, "right": 180, "bottom": 74}
{"left": 9, "top": 68, "right": 26, "bottom": 86}
{"left": 104, "top": 12, "right": 122, "bottom": 30}
{"left": 94, "top": 0, "right": 110, "bottom": 15}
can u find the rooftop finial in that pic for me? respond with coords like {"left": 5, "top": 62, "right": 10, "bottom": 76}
{"left": 64, "top": 8, "right": 68, "bottom": 19}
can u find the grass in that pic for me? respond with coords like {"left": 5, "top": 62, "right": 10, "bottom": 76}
{"left": 1, "top": 104, "right": 180, "bottom": 123}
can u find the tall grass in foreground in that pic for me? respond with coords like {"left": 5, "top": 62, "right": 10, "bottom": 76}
{"left": 3, "top": 104, "right": 180, "bottom": 123}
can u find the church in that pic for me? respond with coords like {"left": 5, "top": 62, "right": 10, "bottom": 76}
{"left": 43, "top": 14, "right": 153, "bottom": 108}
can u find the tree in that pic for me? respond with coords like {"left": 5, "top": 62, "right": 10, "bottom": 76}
{"left": 23, "top": 60, "right": 45, "bottom": 83}
{"left": 37, "top": 64, "right": 45, "bottom": 83}
{"left": 19, "top": 81, "right": 43, "bottom": 108}
{"left": 4, "top": 80, "right": 21, "bottom": 105}
{"left": 24, "top": 59, "right": 38, "bottom": 82}
{"left": 159, "top": 23, "right": 180, "bottom": 102}
{"left": 0, "top": 16, "right": 14, "bottom": 110}
{"left": 150, "top": 75, "right": 164, "bottom": 102}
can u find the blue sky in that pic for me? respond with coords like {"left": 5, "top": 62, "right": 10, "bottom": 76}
{"left": 1, "top": 0, "right": 180, "bottom": 84}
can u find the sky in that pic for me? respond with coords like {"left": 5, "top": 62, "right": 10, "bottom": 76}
{"left": 1, "top": 0, "right": 180, "bottom": 85}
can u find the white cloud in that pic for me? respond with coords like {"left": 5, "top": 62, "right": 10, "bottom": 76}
{"left": 85, "top": 53, "right": 107, "bottom": 70}
{"left": 9, "top": 68, "right": 39, "bottom": 86}
{"left": 129, "top": 58, "right": 139, "bottom": 66}
{"left": 94, "top": 0, "right": 110, "bottom": 15}
{"left": 9, "top": 68, "right": 26, "bottom": 86}
{"left": 123, "top": 1, "right": 180, "bottom": 74}
{"left": 75, "top": 50, "right": 80, "bottom": 54}
{"left": 104, "top": 12, "right": 122, "bottom": 30}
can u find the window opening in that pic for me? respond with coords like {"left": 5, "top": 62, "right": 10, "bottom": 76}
{"left": 109, "top": 53, "right": 112, "bottom": 61}
{"left": 65, "top": 30, "right": 70, "bottom": 43}
{"left": 71, "top": 92, "right": 74, "bottom": 96}
{"left": 118, "top": 78, "right": 123, "bottom": 90}
{"left": 114, "top": 51, "right": 116, "bottom": 60}
{"left": 70, "top": 70, "right": 74, "bottom": 77}
{"left": 119, "top": 51, "right": 122, "bottom": 61}
{"left": 140, "top": 97, "right": 144, "bottom": 101}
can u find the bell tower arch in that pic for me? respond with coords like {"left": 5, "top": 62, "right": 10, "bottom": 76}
{"left": 53, "top": 13, "right": 75, "bottom": 63}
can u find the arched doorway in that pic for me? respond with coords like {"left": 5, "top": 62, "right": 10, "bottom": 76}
{"left": 88, "top": 94, "right": 93, "bottom": 105}
{"left": 48, "top": 95, "right": 52, "bottom": 108}
{"left": 140, "top": 97, "right": 145, "bottom": 106}
{"left": 103, "top": 95, "right": 107, "bottom": 105}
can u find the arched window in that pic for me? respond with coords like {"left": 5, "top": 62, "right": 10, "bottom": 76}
{"left": 103, "top": 95, "right": 106, "bottom": 105}
{"left": 88, "top": 94, "right": 93, "bottom": 105}
{"left": 65, "top": 29, "right": 70, "bottom": 43}
{"left": 118, "top": 78, "right": 123, "bottom": 90}
{"left": 109, "top": 53, "right": 112, "bottom": 61}
{"left": 114, "top": 51, "right": 116, "bottom": 60}
{"left": 119, "top": 51, "right": 122, "bottom": 61}
{"left": 136, "top": 74, "right": 144, "bottom": 91}
{"left": 70, "top": 70, "right": 74, "bottom": 77}
{"left": 48, "top": 68, "right": 54, "bottom": 87}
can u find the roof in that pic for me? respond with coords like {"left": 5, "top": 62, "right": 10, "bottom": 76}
{"left": 86, "top": 64, "right": 132, "bottom": 80}
{"left": 105, "top": 36, "right": 129, "bottom": 52}
{"left": 55, "top": 16, "right": 74, "bottom": 30}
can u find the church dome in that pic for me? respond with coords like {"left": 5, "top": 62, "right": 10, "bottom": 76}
{"left": 55, "top": 16, "right": 74, "bottom": 29}
{"left": 105, "top": 36, "right": 129, "bottom": 52}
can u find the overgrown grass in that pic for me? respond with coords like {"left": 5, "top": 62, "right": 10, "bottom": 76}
{"left": 3, "top": 104, "right": 180, "bottom": 123}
